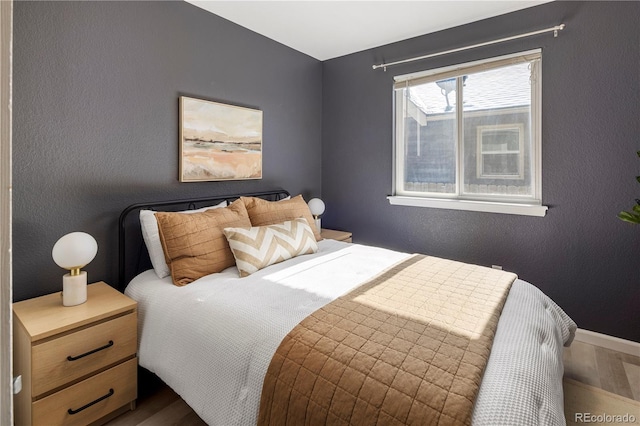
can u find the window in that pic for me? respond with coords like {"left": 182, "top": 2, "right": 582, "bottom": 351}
{"left": 389, "top": 50, "right": 547, "bottom": 216}
{"left": 477, "top": 124, "right": 524, "bottom": 179}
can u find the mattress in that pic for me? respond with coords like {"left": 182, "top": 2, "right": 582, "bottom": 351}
{"left": 125, "top": 239, "right": 576, "bottom": 425}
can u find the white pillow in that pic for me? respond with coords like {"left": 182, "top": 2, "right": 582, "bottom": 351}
{"left": 140, "top": 200, "right": 227, "bottom": 278}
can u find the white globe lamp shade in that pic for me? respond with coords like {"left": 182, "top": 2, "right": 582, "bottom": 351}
{"left": 52, "top": 232, "right": 98, "bottom": 270}
{"left": 308, "top": 198, "right": 325, "bottom": 217}
{"left": 52, "top": 232, "right": 98, "bottom": 307}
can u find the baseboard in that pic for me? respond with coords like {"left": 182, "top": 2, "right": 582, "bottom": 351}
{"left": 574, "top": 328, "right": 640, "bottom": 357}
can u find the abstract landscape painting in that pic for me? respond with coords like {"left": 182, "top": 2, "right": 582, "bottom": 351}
{"left": 180, "top": 96, "right": 262, "bottom": 182}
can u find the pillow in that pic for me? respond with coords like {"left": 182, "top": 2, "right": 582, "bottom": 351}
{"left": 140, "top": 200, "right": 227, "bottom": 279}
{"left": 241, "top": 195, "right": 321, "bottom": 241}
{"left": 155, "top": 199, "right": 251, "bottom": 286}
{"left": 223, "top": 218, "right": 318, "bottom": 277}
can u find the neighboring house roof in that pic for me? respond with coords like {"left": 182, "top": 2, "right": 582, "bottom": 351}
{"left": 408, "top": 62, "right": 532, "bottom": 116}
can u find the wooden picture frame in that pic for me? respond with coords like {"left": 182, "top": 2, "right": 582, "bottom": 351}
{"left": 179, "top": 96, "right": 262, "bottom": 182}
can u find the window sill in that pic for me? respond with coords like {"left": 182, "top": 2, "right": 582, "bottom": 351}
{"left": 387, "top": 196, "right": 548, "bottom": 217}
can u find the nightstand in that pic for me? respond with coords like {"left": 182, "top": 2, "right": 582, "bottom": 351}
{"left": 13, "top": 282, "right": 137, "bottom": 426}
{"left": 320, "top": 228, "right": 352, "bottom": 243}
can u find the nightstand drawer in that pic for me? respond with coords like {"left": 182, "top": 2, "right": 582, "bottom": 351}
{"left": 32, "top": 357, "right": 137, "bottom": 426}
{"left": 32, "top": 312, "right": 137, "bottom": 396}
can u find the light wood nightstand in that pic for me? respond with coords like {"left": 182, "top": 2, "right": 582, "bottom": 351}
{"left": 320, "top": 228, "right": 352, "bottom": 243}
{"left": 13, "top": 282, "right": 138, "bottom": 426}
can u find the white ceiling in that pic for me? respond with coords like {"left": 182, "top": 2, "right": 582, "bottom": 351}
{"left": 185, "top": 1, "right": 553, "bottom": 61}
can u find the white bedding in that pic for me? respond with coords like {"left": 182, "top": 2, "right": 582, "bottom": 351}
{"left": 125, "top": 240, "right": 576, "bottom": 426}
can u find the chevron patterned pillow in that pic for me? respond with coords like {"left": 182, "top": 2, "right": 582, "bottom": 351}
{"left": 223, "top": 218, "right": 318, "bottom": 277}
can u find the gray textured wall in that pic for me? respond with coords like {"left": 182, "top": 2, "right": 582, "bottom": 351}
{"left": 12, "top": 0, "right": 640, "bottom": 342}
{"left": 13, "top": 1, "right": 322, "bottom": 301}
{"left": 321, "top": 1, "right": 640, "bottom": 341}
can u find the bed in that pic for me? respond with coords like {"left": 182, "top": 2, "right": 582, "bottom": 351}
{"left": 118, "top": 189, "right": 576, "bottom": 426}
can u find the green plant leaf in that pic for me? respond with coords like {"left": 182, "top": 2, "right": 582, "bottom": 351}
{"left": 619, "top": 211, "right": 640, "bottom": 224}
{"left": 617, "top": 151, "right": 640, "bottom": 224}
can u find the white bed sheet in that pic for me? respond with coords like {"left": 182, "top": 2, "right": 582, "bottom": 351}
{"left": 125, "top": 240, "right": 576, "bottom": 426}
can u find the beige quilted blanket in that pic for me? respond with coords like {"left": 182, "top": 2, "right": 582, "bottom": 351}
{"left": 258, "top": 254, "right": 517, "bottom": 426}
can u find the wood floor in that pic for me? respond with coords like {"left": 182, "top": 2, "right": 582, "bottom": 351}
{"left": 564, "top": 340, "right": 640, "bottom": 402}
{"left": 105, "top": 340, "right": 640, "bottom": 425}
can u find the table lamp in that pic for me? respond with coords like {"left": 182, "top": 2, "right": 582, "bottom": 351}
{"left": 52, "top": 232, "right": 98, "bottom": 306}
{"left": 307, "top": 198, "right": 325, "bottom": 232}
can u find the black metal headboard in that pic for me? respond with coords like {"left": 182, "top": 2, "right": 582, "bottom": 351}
{"left": 118, "top": 189, "right": 290, "bottom": 291}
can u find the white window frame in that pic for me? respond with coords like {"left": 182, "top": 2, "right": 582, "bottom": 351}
{"left": 476, "top": 124, "right": 525, "bottom": 180}
{"left": 388, "top": 50, "right": 547, "bottom": 217}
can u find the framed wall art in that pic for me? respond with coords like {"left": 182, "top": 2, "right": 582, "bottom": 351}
{"left": 179, "top": 96, "right": 263, "bottom": 182}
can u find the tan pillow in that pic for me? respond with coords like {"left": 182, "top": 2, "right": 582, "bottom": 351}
{"left": 156, "top": 199, "right": 251, "bottom": 286}
{"left": 241, "top": 195, "right": 321, "bottom": 241}
{"left": 224, "top": 218, "right": 318, "bottom": 277}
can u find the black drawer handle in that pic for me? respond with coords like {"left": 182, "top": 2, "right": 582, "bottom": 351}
{"left": 67, "top": 340, "right": 114, "bottom": 361}
{"left": 67, "top": 388, "right": 114, "bottom": 415}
